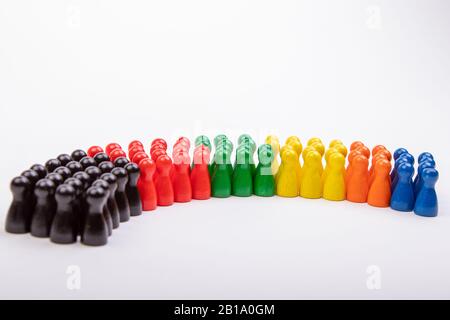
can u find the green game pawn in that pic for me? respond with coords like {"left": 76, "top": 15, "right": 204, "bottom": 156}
{"left": 232, "top": 149, "right": 253, "bottom": 197}
{"left": 211, "top": 150, "right": 232, "bottom": 198}
{"left": 254, "top": 145, "right": 275, "bottom": 197}
{"left": 214, "top": 134, "right": 228, "bottom": 147}
{"left": 238, "top": 134, "right": 256, "bottom": 153}
{"left": 195, "top": 135, "right": 211, "bottom": 151}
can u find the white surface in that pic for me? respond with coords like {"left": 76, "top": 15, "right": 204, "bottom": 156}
{"left": 0, "top": 0, "right": 449, "bottom": 299}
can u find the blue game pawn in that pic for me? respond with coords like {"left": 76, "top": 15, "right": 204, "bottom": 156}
{"left": 414, "top": 160, "right": 436, "bottom": 196}
{"left": 398, "top": 152, "right": 415, "bottom": 165}
{"left": 391, "top": 151, "right": 412, "bottom": 183}
{"left": 414, "top": 168, "right": 439, "bottom": 217}
{"left": 393, "top": 148, "right": 409, "bottom": 161}
{"left": 392, "top": 154, "right": 414, "bottom": 189}
{"left": 390, "top": 162, "right": 415, "bottom": 212}
{"left": 418, "top": 152, "right": 434, "bottom": 164}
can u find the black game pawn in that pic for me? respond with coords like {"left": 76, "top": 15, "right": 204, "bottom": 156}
{"left": 124, "top": 163, "right": 142, "bottom": 217}
{"left": 66, "top": 161, "right": 83, "bottom": 175}
{"left": 30, "top": 164, "right": 47, "bottom": 179}
{"left": 85, "top": 166, "right": 102, "bottom": 185}
{"left": 82, "top": 187, "right": 108, "bottom": 246}
{"left": 5, "top": 176, "right": 33, "bottom": 234}
{"left": 72, "top": 171, "right": 91, "bottom": 190}
{"left": 92, "top": 179, "right": 113, "bottom": 236}
{"left": 111, "top": 167, "right": 131, "bottom": 223}
{"left": 50, "top": 184, "right": 78, "bottom": 244}
{"left": 30, "top": 179, "right": 56, "bottom": 238}
{"left": 54, "top": 166, "right": 72, "bottom": 180}
{"left": 64, "top": 178, "right": 84, "bottom": 236}
{"left": 57, "top": 154, "right": 72, "bottom": 166}
{"left": 71, "top": 149, "right": 87, "bottom": 162}
{"left": 114, "top": 157, "right": 130, "bottom": 168}
{"left": 21, "top": 169, "right": 40, "bottom": 187}
{"left": 94, "top": 152, "right": 110, "bottom": 165}
{"left": 80, "top": 156, "right": 97, "bottom": 170}
{"left": 98, "top": 161, "right": 114, "bottom": 173}
{"left": 100, "top": 173, "right": 120, "bottom": 229}
{"left": 46, "top": 172, "right": 64, "bottom": 187}
{"left": 21, "top": 169, "right": 40, "bottom": 217}
{"left": 45, "top": 159, "right": 62, "bottom": 172}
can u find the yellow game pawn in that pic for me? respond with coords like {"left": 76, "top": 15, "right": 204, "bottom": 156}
{"left": 333, "top": 143, "right": 348, "bottom": 158}
{"left": 300, "top": 151, "right": 323, "bottom": 199}
{"left": 329, "top": 139, "right": 343, "bottom": 148}
{"left": 286, "top": 136, "right": 303, "bottom": 190}
{"left": 302, "top": 146, "right": 316, "bottom": 163}
{"left": 311, "top": 141, "right": 325, "bottom": 157}
{"left": 276, "top": 149, "right": 299, "bottom": 197}
{"left": 307, "top": 137, "right": 322, "bottom": 146}
{"left": 265, "top": 135, "right": 280, "bottom": 176}
{"left": 276, "top": 145, "right": 294, "bottom": 185}
{"left": 322, "top": 147, "right": 339, "bottom": 183}
{"left": 323, "top": 152, "right": 346, "bottom": 201}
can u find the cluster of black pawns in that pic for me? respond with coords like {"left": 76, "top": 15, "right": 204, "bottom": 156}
{"left": 5, "top": 150, "right": 142, "bottom": 246}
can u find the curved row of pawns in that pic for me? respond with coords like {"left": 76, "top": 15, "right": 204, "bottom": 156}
{"left": 5, "top": 135, "right": 439, "bottom": 247}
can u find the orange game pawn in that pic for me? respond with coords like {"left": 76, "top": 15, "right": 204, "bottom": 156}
{"left": 368, "top": 159, "right": 392, "bottom": 208}
{"left": 347, "top": 155, "right": 369, "bottom": 203}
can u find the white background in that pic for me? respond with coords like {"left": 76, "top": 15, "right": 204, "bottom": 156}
{"left": 0, "top": 0, "right": 449, "bottom": 299}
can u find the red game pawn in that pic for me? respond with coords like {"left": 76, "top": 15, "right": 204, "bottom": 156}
{"left": 87, "top": 146, "right": 104, "bottom": 158}
{"left": 151, "top": 138, "right": 167, "bottom": 150}
{"left": 129, "top": 145, "right": 145, "bottom": 161}
{"left": 132, "top": 151, "right": 149, "bottom": 165}
{"left": 175, "top": 137, "right": 190, "bottom": 149}
{"left": 128, "top": 140, "right": 143, "bottom": 151}
{"left": 154, "top": 155, "right": 174, "bottom": 206}
{"left": 172, "top": 153, "right": 192, "bottom": 203}
{"left": 105, "top": 143, "right": 122, "bottom": 156}
{"left": 110, "top": 149, "right": 127, "bottom": 163}
{"left": 151, "top": 148, "right": 167, "bottom": 162}
{"left": 137, "top": 158, "right": 157, "bottom": 211}
{"left": 190, "top": 148, "right": 211, "bottom": 200}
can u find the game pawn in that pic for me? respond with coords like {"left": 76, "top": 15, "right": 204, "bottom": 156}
{"left": 50, "top": 184, "right": 78, "bottom": 244}
{"left": 254, "top": 144, "right": 275, "bottom": 197}
{"left": 30, "top": 178, "right": 57, "bottom": 238}
{"left": 82, "top": 186, "right": 109, "bottom": 246}
{"left": 92, "top": 179, "right": 114, "bottom": 235}
{"left": 124, "top": 163, "right": 143, "bottom": 216}
{"left": 154, "top": 155, "right": 174, "bottom": 206}
{"left": 172, "top": 153, "right": 192, "bottom": 203}
{"left": 277, "top": 148, "right": 299, "bottom": 198}
{"left": 100, "top": 173, "right": 121, "bottom": 228}
{"left": 191, "top": 147, "right": 211, "bottom": 200}
{"left": 5, "top": 176, "right": 33, "bottom": 234}
{"left": 30, "top": 164, "right": 47, "bottom": 180}
{"left": 368, "top": 159, "right": 392, "bottom": 208}
{"left": 390, "top": 162, "right": 415, "bottom": 212}
{"left": 211, "top": 149, "right": 232, "bottom": 198}
{"left": 232, "top": 148, "right": 253, "bottom": 197}
{"left": 111, "top": 167, "right": 131, "bottom": 222}
{"left": 323, "top": 152, "right": 346, "bottom": 201}
{"left": 346, "top": 155, "right": 369, "bottom": 203}
{"left": 414, "top": 168, "right": 439, "bottom": 217}
{"left": 137, "top": 158, "right": 157, "bottom": 211}
{"left": 71, "top": 149, "right": 88, "bottom": 162}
